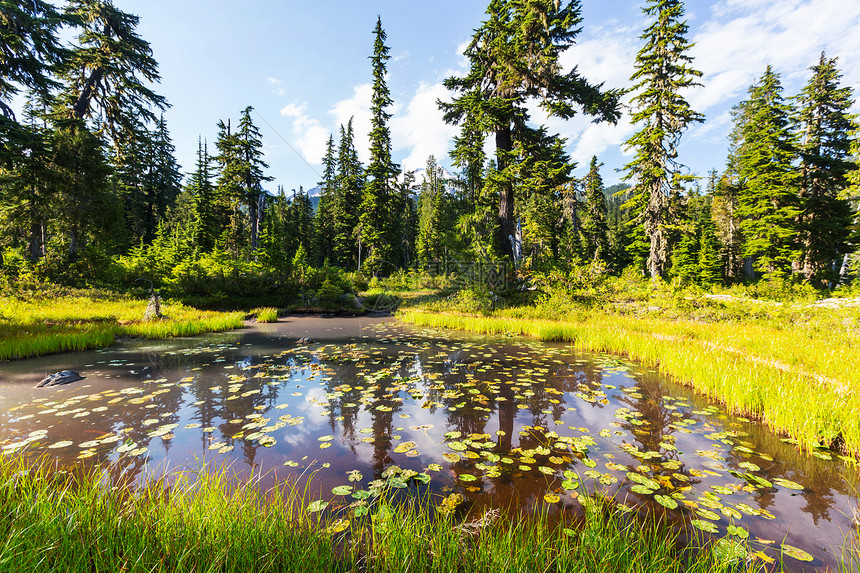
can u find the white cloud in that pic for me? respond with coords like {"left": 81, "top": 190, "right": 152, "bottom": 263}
{"left": 279, "top": 102, "right": 329, "bottom": 164}
{"left": 329, "top": 83, "right": 374, "bottom": 163}
{"left": 391, "top": 81, "right": 458, "bottom": 171}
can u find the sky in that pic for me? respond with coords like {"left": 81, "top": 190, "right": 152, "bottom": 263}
{"left": 103, "top": 0, "right": 860, "bottom": 192}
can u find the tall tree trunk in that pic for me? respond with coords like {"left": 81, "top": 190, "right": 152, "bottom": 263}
{"left": 72, "top": 67, "right": 104, "bottom": 120}
{"left": 68, "top": 225, "right": 79, "bottom": 259}
{"left": 28, "top": 221, "right": 43, "bottom": 262}
{"left": 495, "top": 126, "right": 515, "bottom": 262}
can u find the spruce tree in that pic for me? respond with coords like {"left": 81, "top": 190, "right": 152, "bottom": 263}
{"left": 735, "top": 67, "right": 801, "bottom": 277}
{"left": 794, "top": 53, "right": 856, "bottom": 283}
{"left": 623, "top": 0, "right": 703, "bottom": 279}
{"left": 417, "top": 156, "right": 447, "bottom": 265}
{"left": 440, "top": 0, "right": 620, "bottom": 262}
{"left": 359, "top": 17, "right": 399, "bottom": 274}
{"left": 188, "top": 138, "right": 217, "bottom": 253}
{"left": 580, "top": 156, "right": 611, "bottom": 263}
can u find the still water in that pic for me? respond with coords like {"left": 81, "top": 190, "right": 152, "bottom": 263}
{"left": 0, "top": 316, "right": 856, "bottom": 571}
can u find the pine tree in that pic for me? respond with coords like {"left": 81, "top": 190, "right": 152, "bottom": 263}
{"left": 440, "top": 0, "right": 621, "bottom": 262}
{"left": 359, "top": 17, "right": 399, "bottom": 274}
{"left": 623, "top": 0, "right": 703, "bottom": 279}
{"left": 794, "top": 53, "right": 856, "bottom": 284}
{"left": 188, "top": 138, "right": 218, "bottom": 253}
{"left": 709, "top": 168, "right": 743, "bottom": 281}
{"left": 580, "top": 156, "right": 611, "bottom": 263}
{"left": 697, "top": 205, "right": 723, "bottom": 285}
{"left": 735, "top": 66, "right": 801, "bottom": 277}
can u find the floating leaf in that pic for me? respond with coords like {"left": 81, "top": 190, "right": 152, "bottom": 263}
{"left": 631, "top": 485, "right": 654, "bottom": 495}
{"left": 561, "top": 479, "right": 579, "bottom": 490}
{"left": 781, "top": 544, "right": 814, "bottom": 562}
{"left": 773, "top": 478, "right": 804, "bottom": 491}
{"left": 459, "top": 474, "right": 477, "bottom": 482}
{"left": 332, "top": 485, "right": 353, "bottom": 496}
{"left": 393, "top": 441, "right": 416, "bottom": 454}
{"left": 726, "top": 525, "right": 748, "bottom": 539}
{"left": 308, "top": 500, "right": 328, "bottom": 513}
{"left": 654, "top": 495, "right": 678, "bottom": 510}
{"left": 327, "top": 518, "right": 350, "bottom": 533}
{"left": 543, "top": 493, "right": 561, "bottom": 503}
{"left": 48, "top": 441, "right": 73, "bottom": 449}
{"left": 690, "top": 519, "right": 719, "bottom": 534}
{"left": 442, "top": 453, "right": 460, "bottom": 463}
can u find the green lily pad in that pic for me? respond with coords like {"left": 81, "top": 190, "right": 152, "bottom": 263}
{"left": 308, "top": 500, "right": 328, "bottom": 513}
{"left": 654, "top": 494, "right": 678, "bottom": 509}
{"left": 726, "top": 525, "right": 748, "bottom": 539}
{"left": 332, "top": 485, "right": 353, "bottom": 496}
{"left": 459, "top": 474, "right": 477, "bottom": 482}
{"left": 690, "top": 519, "right": 719, "bottom": 534}
{"left": 773, "top": 478, "right": 804, "bottom": 490}
{"left": 781, "top": 544, "right": 814, "bottom": 562}
{"left": 631, "top": 484, "right": 654, "bottom": 495}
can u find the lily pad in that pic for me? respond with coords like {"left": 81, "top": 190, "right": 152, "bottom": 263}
{"left": 773, "top": 478, "right": 804, "bottom": 490}
{"left": 308, "top": 500, "right": 328, "bottom": 513}
{"left": 654, "top": 494, "right": 678, "bottom": 510}
{"left": 781, "top": 544, "right": 814, "bottom": 562}
{"left": 332, "top": 485, "right": 353, "bottom": 496}
{"left": 690, "top": 519, "right": 719, "bottom": 534}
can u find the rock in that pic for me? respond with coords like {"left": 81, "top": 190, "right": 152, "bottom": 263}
{"left": 36, "top": 370, "right": 84, "bottom": 388}
{"left": 296, "top": 337, "right": 314, "bottom": 345}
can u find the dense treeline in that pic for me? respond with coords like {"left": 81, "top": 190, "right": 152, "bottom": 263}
{"left": 1, "top": 0, "right": 858, "bottom": 307}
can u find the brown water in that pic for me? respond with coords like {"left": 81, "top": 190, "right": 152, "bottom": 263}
{"left": 0, "top": 316, "right": 857, "bottom": 571}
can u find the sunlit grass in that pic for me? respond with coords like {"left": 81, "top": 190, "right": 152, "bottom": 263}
{"left": 0, "top": 455, "right": 773, "bottom": 573}
{"left": 399, "top": 308, "right": 860, "bottom": 459}
{"left": 0, "top": 293, "right": 245, "bottom": 360}
{"left": 253, "top": 307, "right": 279, "bottom": 323}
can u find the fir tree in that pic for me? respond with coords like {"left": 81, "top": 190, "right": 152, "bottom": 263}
{"left": 580, "top": 156, "right": 611, "bottom": 263}
{"left": 333, "top": 119, "right": 363, "bottom": 269}
{"left": 623, "top": 0, "right": 703, "bottom": 279}
{"left": 417, "top": 156, "right": 447, "bottom": 265}
{"left": 315, "top": 134, "right": 337, "bottom": 263}
{"left": 735, "top": 66, "right": 801, "bottom": 277}
{"left": 359, "top": 17, "right": 399, "bottom": 274}
{"left": 188, "top": 138, "right": 218, "bottom": 253}
{"left": 794, "top": 53, "right": 856, "bottom": 283}
{"left": 440, "top": 0, "right": 621, "bottom": 262}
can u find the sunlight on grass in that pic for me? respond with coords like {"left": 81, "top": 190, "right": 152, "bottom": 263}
{"left": 0, "top": 293, "right": 244, "bottom": 360}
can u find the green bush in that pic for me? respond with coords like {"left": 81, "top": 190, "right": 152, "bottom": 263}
{"left": 315, "top": 279, "right": 344, "bottom": 309}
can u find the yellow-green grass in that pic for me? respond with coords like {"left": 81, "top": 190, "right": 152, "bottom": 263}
{"left": 0, "top": 455, "right": 773, "bottom": 573}
{"left": 399, "top": 308, "right": 860, "bottom": 460}
{"left": 253, "top": 307, "right": 279, "bottom": 323}
{"left": 0, "top": 294, "right": 244, "bottom": 360}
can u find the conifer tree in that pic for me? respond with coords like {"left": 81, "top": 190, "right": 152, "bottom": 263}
{"left": 333, "top": 119, "right": 363, "bottom": 268}
{"left": 188, "top": 138, "right": 218, "bottom": 253}
{"left": 735, "top": 67, "right": 801, "bottom": 277}
{"left": 417, "top": 156, "right": 447, "bottom": 265}
{"left": 441, "top": 0, "right": 620, "bottom": 262}
{"left": 580, "top": 156, "right": 611, "bottom": 263}
{"left": 315, "top": 134, "right": 337, "bottom": 263}
{"left": 61, "top": 0, "right": 167, "bottom": 143}
{"left": 697, "top": 206, "right": 723, "bottom": 285}
{"left": 794, "top": 53, "right": 856, "bottom": 283}
{"left": 359, "top": 17, "right": 399, "bottom": 274}
{"left": 0, "top": 0, "right": 67, "bottom": 120}
{"left": 623, "top": 0, "right": 703, "bottom": 279}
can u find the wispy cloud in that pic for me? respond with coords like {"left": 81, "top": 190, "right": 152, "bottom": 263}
{"left": 391, "top": 81, "right": 458, "bottom": 171}
{"left": 280, "top": 102, "right": 329, "bottom": 164}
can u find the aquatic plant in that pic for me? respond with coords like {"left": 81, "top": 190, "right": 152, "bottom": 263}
{"left": 0, "top": 455, "right": 777, "bottom": 573}
{"left": 253, "top": 307, "right": 279, "bottom": 323}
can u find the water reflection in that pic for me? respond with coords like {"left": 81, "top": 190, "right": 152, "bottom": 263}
{"left": 0, "top": 316, "right": 856, "bottom": 571}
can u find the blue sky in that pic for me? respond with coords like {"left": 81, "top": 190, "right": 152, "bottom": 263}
{"left": 111, "top": 0, "right": 860, "bottom": 192}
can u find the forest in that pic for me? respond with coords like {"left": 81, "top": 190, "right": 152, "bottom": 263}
{"left": 1, "top": 0, "right": 857, "bottom": 310}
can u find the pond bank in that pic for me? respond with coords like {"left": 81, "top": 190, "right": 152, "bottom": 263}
{"left": 398, "top": 308, "right": 860, "bottom": 461}
{"left": 0, "top": 293, "right": 245, "bottom": 361}
{"left": 0, "top": 455, "right": 774, "bottom": 573}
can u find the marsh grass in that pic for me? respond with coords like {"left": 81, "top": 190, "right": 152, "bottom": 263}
{"left": 0, "top": 293, "right": 244, "bottom": 360}
{"left": 0, "top": 456, "right": 770, "bottom": 573}
{"left": 253, "top": 307, "right": 279, "bottom": 323}
{"left": 399, "top": 308, "right": 860, "bottom": 460}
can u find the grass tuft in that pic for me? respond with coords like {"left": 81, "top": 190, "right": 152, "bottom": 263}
{"left": 253, "top": 307, "right": 279, "bottom": 323}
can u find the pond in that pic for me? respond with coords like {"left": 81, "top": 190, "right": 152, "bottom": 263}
{"left": 0, "top": 316, "right": 856, "bottom": 571}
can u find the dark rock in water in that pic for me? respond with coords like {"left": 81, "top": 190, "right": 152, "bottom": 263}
{"left": 296, "top": 337, "right": 314, "bottom": 345}
{"left": 36, "top": 370, "right": 84, "bottom": 388}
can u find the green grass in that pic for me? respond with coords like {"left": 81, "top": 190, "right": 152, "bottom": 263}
{"left": 0, "top": 455, "right": 774, "bottom": 573}
{"left": 253, "top": 307, "right": 279, "bottom": 323}
{"left": 0, "top": 293, "right": 245, "bottom": 360}
{"left": 398, "top": 306, "right": 860, "bottom": 460}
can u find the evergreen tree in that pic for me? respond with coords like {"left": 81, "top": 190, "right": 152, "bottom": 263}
{"left": 0, "top": 0, "right": 67, "bottom": 120}
{"left": 315, "top": 134, "right": 337, "bottom": 263}
{"left": 188, "top": 138, "right": 218, "bottom": 253}
{"left": 697, "top": 205, "right": 723, "bottom": 285}
{"left": 794, "top": 52, "right": 856, "bottom": 283}
{"left": 580, "top": 156, "right": 611, "bottom": 263}
{"left": 417, "top": 156, "right": 447, "bottom": 265}
{"left": 359, "top": 17, "right": 399, "bottom": 274}
{"left": 735, "top": 66, "right": 801, "bottom": 277}
{"left": 623, "top": 0, "right": 703, "bottom": 279}
{"left": 333, "top": 119, "right": 364, "bottom": 269}
{"left": 441, "top": 0, "right": 621, "bottom": 261}
{"left": 709, "top": 168, "right": 744, "bottom": 281}
{"left": 61, "top": 0, "right": 167, "bottom": 144}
